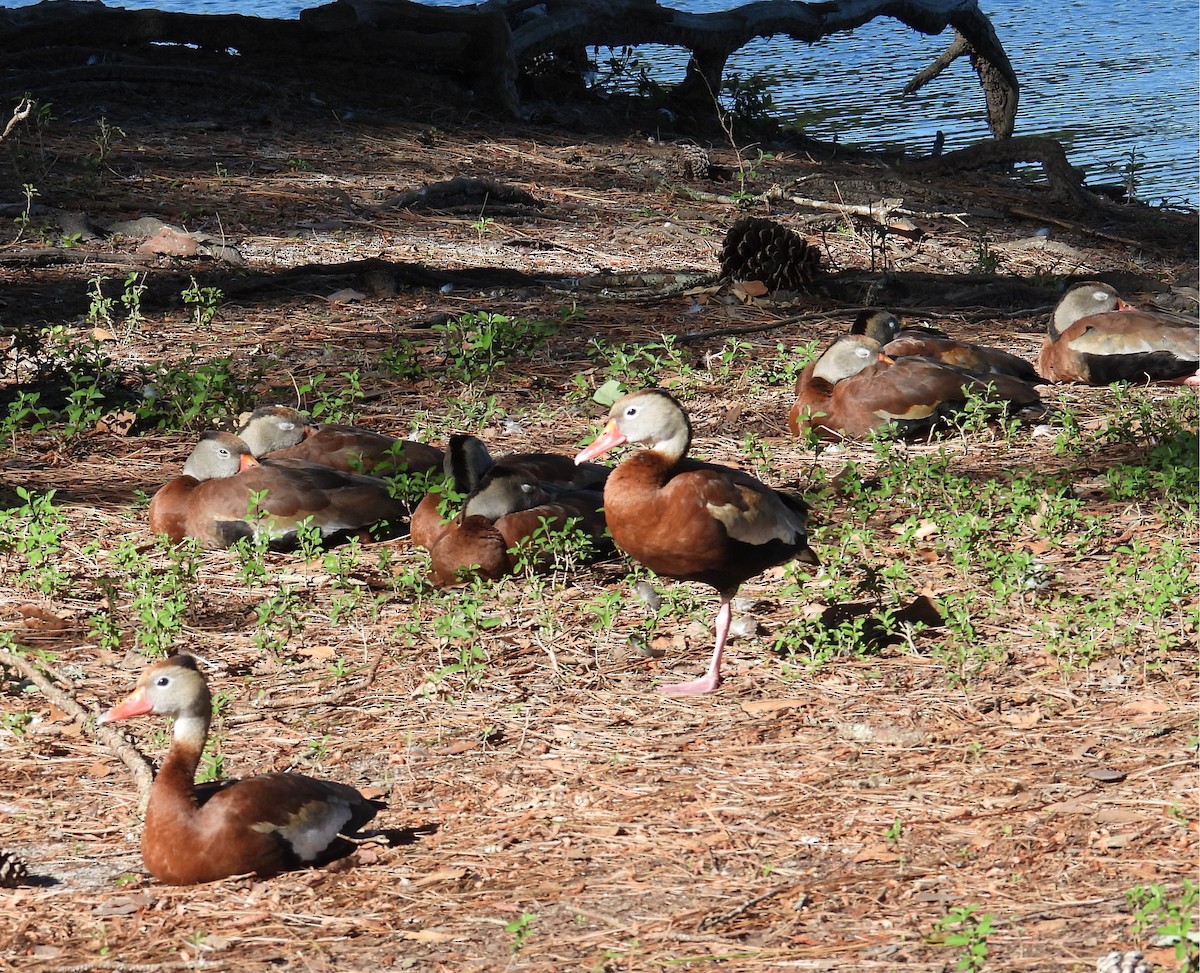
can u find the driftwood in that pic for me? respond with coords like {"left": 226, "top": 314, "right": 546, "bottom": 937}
{"left": 901, "top": 135, "right": 1088, "bottom": 206}
{"left": 0, "top": 0, "right": 1018, "bottom": 138}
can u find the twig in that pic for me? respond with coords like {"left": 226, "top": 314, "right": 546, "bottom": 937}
{"left": 0, "top": 644, "right": 155, "bottom": 805}
{"left": 0, "top": 97, "right": 32, "bottom": 142}
{"left": 698, "top": 887, "right": 786, "bottom": 930}
{"left": 229, "top": 648, "right": 388, "bottom": 717}
{"left": 678, "top": 311, "right": 829, "bottom": 344}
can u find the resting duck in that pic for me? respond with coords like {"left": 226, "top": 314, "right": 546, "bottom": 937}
{"left": 575, "top": 389, "right": 818, "bottom": 695}
{"left": 412, "top": 436, "right": 610, "bottom": 586}
{"left": 788, "top": 335, "right": 1043, "bottom": 440}
{"left": 426, "top": 489, "right": 609, "bottom": 587}
{"left": 237, "top": 405, "right": 444, "bottom": 476}
{"left": 852, "top": 308, "right": 1040, "bottom": 383}
{"left": 1039, "top": 282, "right": 1199, "bottom": 385}
{"left": 148, "top": 431, "right": 409, "bottom": 549}
{"left": 99, "top": 655, "right": 383, "bottom": 885}
{"left": 409, "top": 434, "right": 494, "bottom": 551}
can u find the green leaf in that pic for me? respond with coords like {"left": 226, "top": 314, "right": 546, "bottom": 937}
{"left": 593, "top": 379, "right": 624, "bottom": 407}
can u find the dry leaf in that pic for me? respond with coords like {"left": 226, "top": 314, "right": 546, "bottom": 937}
{"left": 853, "top": 843, "right": 903, "bottom": 863}
{"left": 95, "top": 410, "right": 137, "bottom": 436}
{"left": 137, "top": 226, "right": 199, "bottom": 256}
{"left": 18, "top": 605, "right": 67, "bottom": 635}
{"left": 1114, "top": 699, "right": 1171, "bottom": 716}
{"left": 401, "top": 929, "right": 456, "bottom": 943}
{"left": 410, "top": 867, "right": 466, "bottom": 888}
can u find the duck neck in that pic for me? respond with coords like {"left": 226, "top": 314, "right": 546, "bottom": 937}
{"left": 652, "top": 417, "right": 691, "bottom": 466}
{"left": 153, "top": 712, "right": 210, "bottom": 801}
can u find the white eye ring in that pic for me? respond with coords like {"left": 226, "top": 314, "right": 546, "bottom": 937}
{"left": 856, "top": 346, "right": 870, "bottom": 358}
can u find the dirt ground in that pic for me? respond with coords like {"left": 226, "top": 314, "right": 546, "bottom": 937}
{"left": 0, "top": 61, "right": 1196, "bottom": 973}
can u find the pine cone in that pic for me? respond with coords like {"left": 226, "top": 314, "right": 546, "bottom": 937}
{"left": 1096, "top": 952, "right": 1150, "bottom": 973}
{"left": 720, "top": 217, "right": 821, "bottom": 291}
{"left": 0, "top": 849, "right": 29, "bottom": 888}
{"left": 671, "top": 143, "right": 711, "bottom": 180}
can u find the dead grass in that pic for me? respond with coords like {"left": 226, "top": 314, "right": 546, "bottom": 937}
{"left": 0, "top": 79, "right": 1196, "bottom": 973}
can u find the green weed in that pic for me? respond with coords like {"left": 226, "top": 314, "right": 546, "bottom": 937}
{"left": 433, "top": 311, "right": 559, "bottom": 383}
{"left": 0, "top": 488, "right": 71, "bottom": 594}
{"left": 1126, "top": 880, "right": 1198, "bottom": 969}
{"left": 933, "top": 905, "right": 995, "bottom": 972}
{"left": 505, "top": 912, "right": 537, "bottom": 953}
{"left": 181, "top": 277, "right": 223, "bottom": 327}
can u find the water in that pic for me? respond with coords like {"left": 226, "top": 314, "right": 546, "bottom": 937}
{"left": 3, "top": 0, "right": 1196, "bottom": 204}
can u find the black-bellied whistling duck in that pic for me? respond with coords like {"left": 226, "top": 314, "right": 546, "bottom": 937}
{"left": 409, "top": 433, "right": 497, "bottom": 552}
{"left": 852, "top": 308, "right": 1041, "bottom": 383}
{"left": 237, "top": 405, "right": 444, "bottom": 476}
{"left": 788, "top": 335, "right": 1043, "bottom": 441}
{"left": 98, "top": 655, "right": 383, "bottom": 885}
{"left": 148, "top": 431, "right": 409, "bottom": 549}
{"left": 1039, "top": 282, "right": 1199, "bottom": 385}
{"left": 460, "top": 453, "right": 609, "bottom": 521}
{"left": 424, "top": 493, "right": 609, "bottom": 587}
{"left": 411, "top": 435, "right": 609, "bottom": 584}
{"left": 575, "top": 389, "right": 818, "bottom": 696}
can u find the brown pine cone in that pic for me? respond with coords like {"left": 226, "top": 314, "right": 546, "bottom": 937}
{"left": 0, "top": 848, "right": 29, "bottom": 887}
{"left": 720, "top": 217, "right": 822, "bottom": 291}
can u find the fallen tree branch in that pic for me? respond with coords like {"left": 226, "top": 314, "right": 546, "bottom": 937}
{"left": 901, "top": 136, "right": 1089, "bottom": 207}
{"left": 0, "top": 644, "right": 155, "bottom": 807}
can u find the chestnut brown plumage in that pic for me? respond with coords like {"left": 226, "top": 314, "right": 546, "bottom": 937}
{"left": 788, "top": 335, "right": 1043, "bottom": 440}
{"left": 1038, "top": 282, "right": 1199, "bottom": 385}
{"left": 412, "top": 435, "right": 609, "bottom": 585}
{"left": 575, "top": 389, "right": 817, "bottom": 695}
{"left": 148, "top": 431, "right": 408, "bottom": 549}
{"left": 238, "top": 405, "right": 443, "bottom": 476}
{"left": 852, "top": 308, "right": 1040, "bottom": 383}
{"left": 409, "top": 434, "right": 493, "bottom": 552}
{"left": 99, "top": 655, "right": 382, "bottom": 885}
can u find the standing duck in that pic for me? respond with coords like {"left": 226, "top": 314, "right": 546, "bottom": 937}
{"left": 575, "top": 389, "right": 818, "bottom": 695}
{"left": 237, "top": 405, "right": 444, "bottom": 476}
{"left": 852, "top": 308, "right": 1041, "bottom": 383}
{"left": 1039, "top": 282, "right": 1199, "bottom": 384}
{"left": 99, "top": 655, "right": 383, "bottom": 885}
{"left": 788, "top": 335, "right": 1043, "bottom": 440}
{"left": 149, "top": 431, "right": 409, "bottom": 549}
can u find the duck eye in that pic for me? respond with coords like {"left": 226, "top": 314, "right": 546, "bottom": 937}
{"left": 856, "top": 346, "right": 870, "bottom": 358}
{"left": 155, "top": 676, "right": 170, "bottom": 687}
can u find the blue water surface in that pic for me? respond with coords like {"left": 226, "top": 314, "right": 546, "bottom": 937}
{"left": 2, "top": 0, "right": 1196, "bottom": 204}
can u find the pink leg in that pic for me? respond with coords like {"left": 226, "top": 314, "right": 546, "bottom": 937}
{"left": 661, "top": 597, "right": 732, "bottom": 696}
